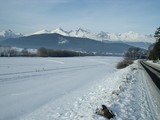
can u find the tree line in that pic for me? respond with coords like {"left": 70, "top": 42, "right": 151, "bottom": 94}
{"left": 37, "top": 47, "right": 91, "bottom": 57}
{"left": 124, "top": 47, "right": 147, "bottom": 60}
{"left": 0, "top": 46, "right": 36, "bottom": 57}
{"left": 0, "top": 46, "right": 91, "bottom": 57}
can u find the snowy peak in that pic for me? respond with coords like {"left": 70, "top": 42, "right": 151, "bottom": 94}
{"left": 51, "top": 28, "right": 155, "bottom": 43}
{"left": 120, "top": 31, "right": 140, "bottom": 40}
{"left": 0, "top": 29, "right": 13, "bottom": 37}
{"left": 70, "top": 28, "right": 88, "bottom": 37}
{"left": 76, "top": 28, "right": 90, "bottom": 33}
{"left": 0, "top": 29, "right": 23, "bottom": 38}
{"left": 114, "top": 31, "right": 154, "bottom": 42}
{"left": 75, "top": 28, "right": 91, "bottom": 36}
{"left": 97, "top": 32, "right": 110, "bottom": 39}
{"left": 51, "top": 27, "right": 69, "bottom": 36}
{"left": 53, "top": 27, "right": 64, "bottom": 32}
{"left": 32, "top": 29, "right": 51, "bottom": 35}
{"left": 69, "top": 28, "right": 99, "bottom": 40}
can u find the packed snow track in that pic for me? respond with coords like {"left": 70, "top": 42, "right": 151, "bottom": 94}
{"left": 140, "top": 61, "right": 160, "bottom": 89}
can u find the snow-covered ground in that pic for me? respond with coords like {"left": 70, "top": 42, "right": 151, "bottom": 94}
{"left": 0, "top": 57, "right": 160, "bottom": 120}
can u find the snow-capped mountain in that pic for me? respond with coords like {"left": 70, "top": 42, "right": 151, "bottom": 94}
{"left": 51, "top": 27, "right": 69, "bottom": 36}
{"left": 69, "top": 28, "right": 99, "bottom": 40}
{"left": 0, "top": 28, "right": 155, "bottom": 44}
{"left": 70, "top": 29, "right": 154, "bottom": 43}
{"left": 31, "top": 28, "right": 70, "bottom": 36}
{"left": 109, "top": 31, "right": 154, "bottom": 43}
{"left": 0, "top": 29, "right": 23, "bottom": 41}
{"left": 1, "top": 33, "right": 132, "bottom": 55}
{"left": 32, "top": 29, "right": 51, "bottom": 35}
{"left": 32, "top": 28, "right": 155, "bottom": 43}
{"left": 0, "top": 29, "right": 23, "bottom": 38}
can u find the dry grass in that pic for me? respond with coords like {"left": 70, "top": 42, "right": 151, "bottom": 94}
{"left": 116, "top": 59, "right": 133, "bottom": 69}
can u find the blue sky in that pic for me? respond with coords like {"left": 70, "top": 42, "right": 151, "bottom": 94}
{"left": 0, "top": 0, "right": 160, "bottom": 34}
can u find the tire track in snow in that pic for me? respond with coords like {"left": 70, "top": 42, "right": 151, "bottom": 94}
{"left": 0, "top": 64, "right": 101, "bottom": 84}
{"left": 140, "top": 61, "right": 160, "bottom": 120}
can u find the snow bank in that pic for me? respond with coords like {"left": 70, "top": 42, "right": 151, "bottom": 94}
{"left": 20, "top": 61, "right": 160, "bottom": 120}
{"left": 147, "top": 60, "right": 160, "bottom": 67}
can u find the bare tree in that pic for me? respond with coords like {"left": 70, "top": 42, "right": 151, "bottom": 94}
{"left": 21, "top": 48, "right": 29, "bottom": 56}
{"left": 124, "top": 47, "right": 147, "bottom": 60}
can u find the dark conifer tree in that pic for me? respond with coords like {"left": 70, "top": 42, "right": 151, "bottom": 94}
{"left": 154, "top": 27, "right": 160, "bottom": 42}
{"left": 149, "top": 27, "right": 160, "bottom": 60}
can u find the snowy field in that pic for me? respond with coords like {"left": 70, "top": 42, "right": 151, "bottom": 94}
{"left": 0, "top": 57, "right": 160, "bottom": 120}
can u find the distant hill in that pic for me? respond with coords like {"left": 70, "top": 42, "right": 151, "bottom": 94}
{"left": 0, "top": 33, "right": 133, "bottom": 55}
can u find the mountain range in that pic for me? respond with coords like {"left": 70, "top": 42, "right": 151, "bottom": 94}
{"left": 0, "top": 28, "right": 155, "bottom": 43}
{"left": 32, "top": 28, "right": 155, "bottom": 43}
{"left": 0, "top": 33, "right": 134, "bottom": 55}
{"left": 0, "top": 28, "right": 155, "bottom": 53}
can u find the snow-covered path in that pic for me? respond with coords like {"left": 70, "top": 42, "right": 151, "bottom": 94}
{"left": 0, "top": 57, "right": 121, "bottom": 120}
